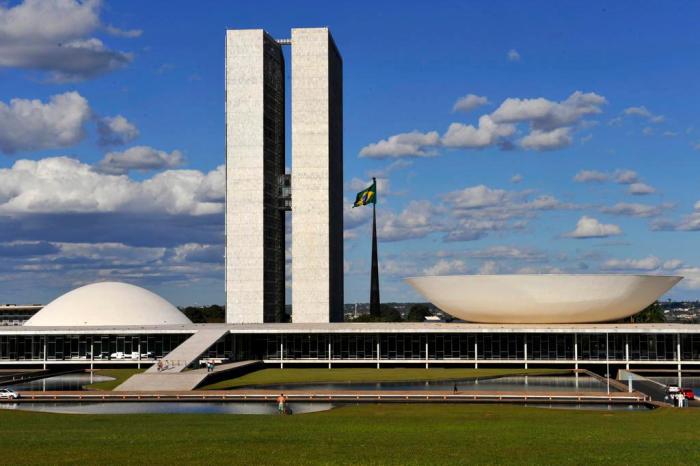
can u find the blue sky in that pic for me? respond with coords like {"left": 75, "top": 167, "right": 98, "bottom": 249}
{"left": 1, "top": 0, "right": 700, "bottom": 306}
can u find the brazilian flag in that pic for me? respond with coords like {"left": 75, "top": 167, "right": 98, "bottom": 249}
{"left": 353, "top": 180, "right": 377, "bottom": 207}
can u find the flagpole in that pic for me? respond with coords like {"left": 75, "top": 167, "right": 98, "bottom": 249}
{"left": 370, "top": 178, "right": 380, "bottom": 317}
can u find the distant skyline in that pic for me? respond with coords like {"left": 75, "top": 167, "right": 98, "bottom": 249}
{"left": 1, "top": 0, "right": 700, "bottom": 305}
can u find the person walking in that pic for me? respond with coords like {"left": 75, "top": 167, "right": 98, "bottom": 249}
{"left": 453, "top": 383, "right": 458, "bottom": 394}
{"left": 277, "top": 393, "right": 286, "bottom": 414}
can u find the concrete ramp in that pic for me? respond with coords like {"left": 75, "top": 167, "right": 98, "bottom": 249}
{"left": 146, "top": 328, "right": 229, "bottom": 374}
{"left": 115, "top": 360, "right": 260, "bottom": 391}
{"left": 115, "top": 329, "right": 230, "bottom": 391}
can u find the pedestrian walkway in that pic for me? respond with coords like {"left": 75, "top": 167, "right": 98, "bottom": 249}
{"left": 115, "top": 328, "right": 231, "bottom": 391}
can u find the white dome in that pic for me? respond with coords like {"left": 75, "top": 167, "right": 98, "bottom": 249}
{"left": 25, "top": 282, "right": 192, "bottom": 327}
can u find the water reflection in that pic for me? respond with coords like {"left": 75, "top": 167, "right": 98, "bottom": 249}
{"left": 255, "top": 375, "right": 613, "bottom": 392}
{"left": 6, "top": 373, "right": 112, "bottom": 391}
{"left": 0, "top": 401, "right": 334, "bottom": 415}
{"left": 528, "top": 403, "right": 650, "bottom": 411}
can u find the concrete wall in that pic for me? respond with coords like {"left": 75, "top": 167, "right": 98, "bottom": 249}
{"left": 226, "top": 29, "right": 285, "bottom": 323}
{"left": 291, "top": 28, "right": 344, "bottom": 323}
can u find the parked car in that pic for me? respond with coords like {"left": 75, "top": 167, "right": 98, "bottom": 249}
{"left": 0, "top": 388, "right": 20, "bottom": 400}
{"left": 110, "top": 352, "right": 126, "bottom": 360}
{"left": 93, "top": 352, "right": 111, "bottom": 360}
{"left": 667, "top": 385, "right": 681, "bottom": 394}
{"left": 681, "top": 388, "right": 695, "bottom": 400}
{"left": 140, "top": 352, "right": 155, "bottom": 359}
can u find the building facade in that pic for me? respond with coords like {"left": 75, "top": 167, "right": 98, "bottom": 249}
{"left": 291, "top": 28, "right": 344, "bottom": 323}
{"left": 226, "top": 28, "right": 343, "bottom": 324}
{"left": 226, "top": 29, "right": 286, "bottom": 323}
{"left": 2, "top": 324, "right": 700, "bottom": 377}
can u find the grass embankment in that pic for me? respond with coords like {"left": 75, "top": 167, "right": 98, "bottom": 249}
{"left": 201, "top": 367, "right": 568, "bottom": 390}
{"left": 83, "top": 369, "right": 145, "bottom": 391}
{"left": 1, "top": 404, "right": 699, "bottom": 464}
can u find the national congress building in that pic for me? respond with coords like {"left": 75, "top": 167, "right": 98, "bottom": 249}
{"left": 1, "top": 27, "right": 699, "bottom": 392}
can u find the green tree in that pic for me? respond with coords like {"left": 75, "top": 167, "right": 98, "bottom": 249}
{"left": 406, "top": 304, "right": 430, "bottom": 322}
{"left": 629, "top": 301, "right": 665, "bottom": 323}
{"left": 380, "top": 304, "right": 402, "bottom": 322}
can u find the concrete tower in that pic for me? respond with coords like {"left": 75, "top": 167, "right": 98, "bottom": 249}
{"left": 225, "top": 29, "right": 286, "bottom": 323}
{"left": 225, "top": 27, "right": 343, "bottom": 324}
{"left": 291, "top": 28, "right": 344, "bottom": 323}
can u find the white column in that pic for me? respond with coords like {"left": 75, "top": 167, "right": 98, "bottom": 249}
{"left": 425, "top": 341, "right": 429, "bottom": 369}
{"left": 328, "top": 340, "right": 332, "bottom": 369}
{"left": 376, "top": 340, "right": 380, "bottom": 369}
{"left": 625, "top": 341, "right": 629, "bottom": 371}
{"left": 524, "top": 341, "right": 528, "bottom": 370}
{"left": 137, "top": 341, "right": 141, "bottom": 369}
{"left": 574, "top": 339, "right": 578, "bottom": 372}
{"left": 280, "top": 341, "right": 284, "bottom": 369}
{"left": 605, "top": 332, "right": 610, "bottom": 395}
{"left": 43, "top": 337, "right": 47, "bottom": 370}
{"left": 677, "top": 335, "right": 682, "bottom": 387}
{"left": 90, "top": 341, "right": 94, "bottom": 372}
{"left": 474, "top": 341, "right": 478, "bottom": 369}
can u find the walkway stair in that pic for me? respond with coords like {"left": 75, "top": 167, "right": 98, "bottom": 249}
{"left": 115, "top": 329, "right": 239, "bottom": 391}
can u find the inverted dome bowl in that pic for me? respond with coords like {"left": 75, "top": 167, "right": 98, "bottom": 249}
{"left": 405, "top": 274, "right": 682, "bottom": 324}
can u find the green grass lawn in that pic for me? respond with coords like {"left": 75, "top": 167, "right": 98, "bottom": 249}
{"left": 0, "top": 404, "right": 698, "bottom": 464}
{"left": 201, "top": 367, "right": 569, "bottom": 390}
{"left": 83, "top": 369, "right": 145, "bottom": 391}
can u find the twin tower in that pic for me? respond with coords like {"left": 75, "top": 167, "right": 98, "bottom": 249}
{"left": 225, "top": 28, "right": 343, "bottom": 324}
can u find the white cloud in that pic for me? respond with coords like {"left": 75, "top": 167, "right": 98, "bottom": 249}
{"left": 613, "top": 169, "right": 639, "bottom": 184}
{"left": 663, "top": 259, "right": 683, "bottom": 270}
{"left": 565, "top": 216, "right": 622, "bottom": 238}
{"left": 623, "top": 106, "right": 665, "bottom": 124}
{"left": 444, "top": 185, "right": 576, "bottom": 219}
{"left": 96, "top": 146, "right": 184, "bottom": 175}
{"left": 628, "top": 182, "right": 656, "bottom": 195}
{"left": 507, "top": 49, "right": 521, "bottom": 62}
{"left": 478, "top": 260, "right": 499, "bottom": 274}
{"left": 452, "top": 94, "right": 489, "bottom": 113}
{"left": 0, "top": 0, "right": 134, "bottom": 81}
{"left": 366, "top": 159, "right": 412, "bottom": 178}
{"left": 104, "top": 24, "right": 142, "bottom": 38}
{"left": 520, "top": 127, "right": 572, "bottom": 150}
{"left": 378, "top": 200, "right": 443, "bottom": 242}
{"left": 601, "top": 202, "right": 669, "bottom": 218}
{"left": 96, "top": 115, "right": 139, "bottom": 146}
{"left": 423, "top": 259, "right": 468, "bottom": 275}
{"left": 676, "top": 267, "right": 700, "bottom": 289}
{"left": 510, "top": 174, "right": 523, "bottom": 183}
{"left": 0, "top": 156, "right": 223, "bottom": 215}
{"left": 491, "top": 91, "right": 607, "bottom": 132}
{"left": 466, "top": 246, "right": 545, "bottom": 261}
{"left": 574, "top": 170, "right": 609, "bottom": 183}
{"left": 0, "top": 92, "right": 91, "bottom": 154}
{"left": 359, "top": 130, "right": 440, "bottom": 158}
{"left": 360, "top": 90, "right": 606, "bottom": 157}
{"left": 344, "top": 198, "right": 373, "bottom": 230}
{"left": 441, "top": 115, "right": 515, "bottom": 149}
{"left": 624, "top": 106, "right": 652, "bottom": 118}
{"left": 443, "top": 185, "right": 509, "bottom": 209}
{"left": 602, "top": 256, "right": 661, "bottom": 271}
